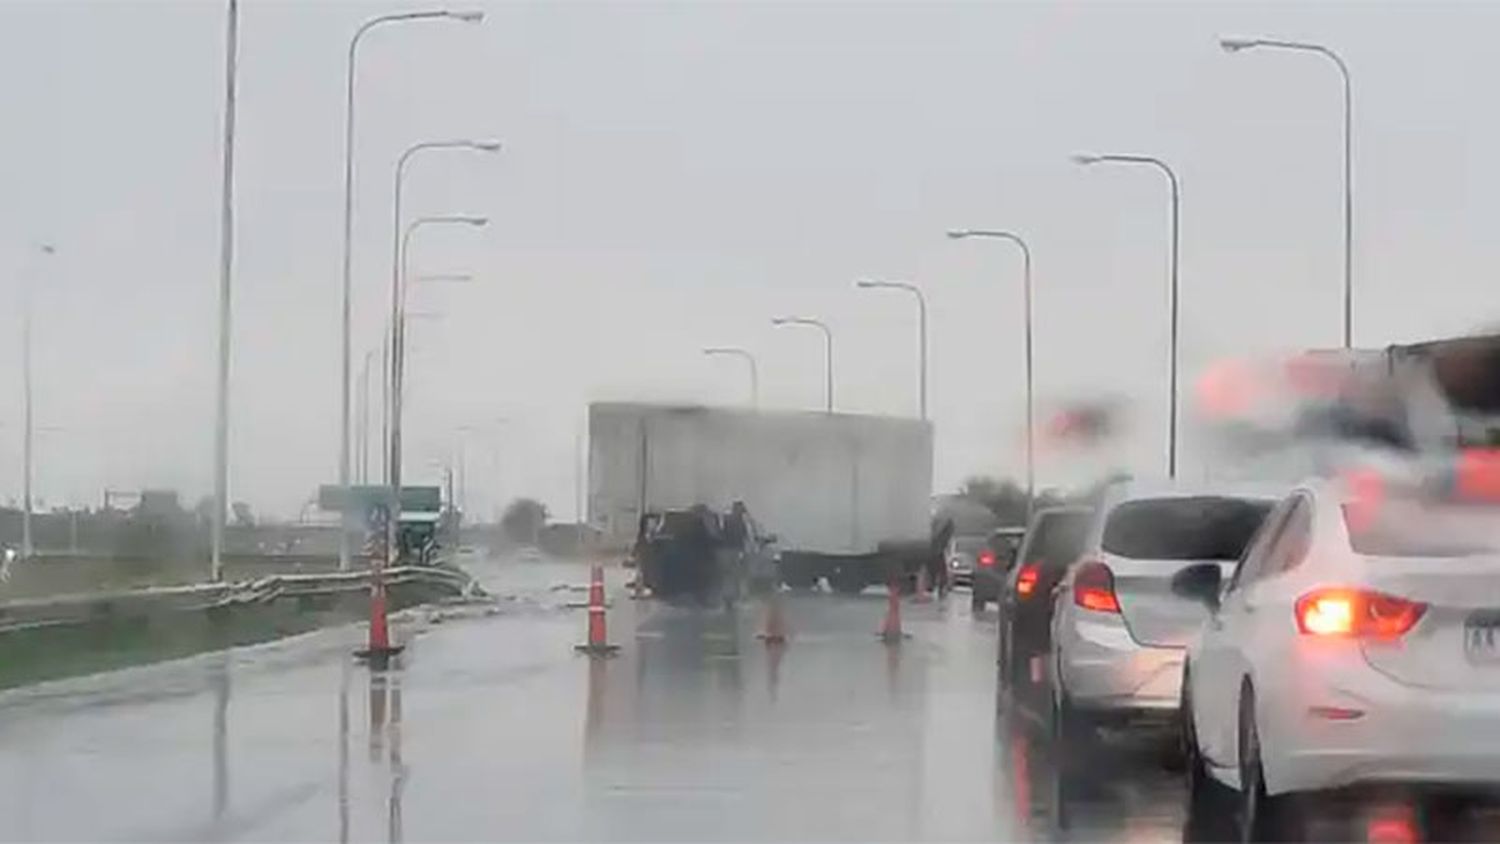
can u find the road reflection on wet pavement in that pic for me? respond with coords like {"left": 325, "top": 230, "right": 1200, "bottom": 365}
{"left": 6, "top": 555, "right": 1484, "bottom": 841}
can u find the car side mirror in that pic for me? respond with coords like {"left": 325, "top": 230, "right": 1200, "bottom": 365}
{"left": 1170, "top": 562, "right": 1222, "bottom": 611}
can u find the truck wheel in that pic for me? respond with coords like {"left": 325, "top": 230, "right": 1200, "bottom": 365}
{"left": 828, "top": 567, "right": 867, "bottom": 595}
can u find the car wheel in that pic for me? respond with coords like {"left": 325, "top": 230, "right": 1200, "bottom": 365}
{"left": 997, "top": 619, "right": 1012, "bottom": 687}
{"left": 1050, "top": 673, "right": 1090, "bottom": 752}
{"left": 1181, "top": 673, "right": 1235, "bottom": 840}
{"left": 1237, "top": 685, "right": 1299, "bottom": 843}
{"left": 971, "top": 593, "right": 987, "bottom": 613}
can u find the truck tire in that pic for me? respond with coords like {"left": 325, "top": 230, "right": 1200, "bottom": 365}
{"left": 828, "top": 565, "right": 868, "bottom": 595}
{"left": 779, "top": 553, "right": 820, "bottom": 590}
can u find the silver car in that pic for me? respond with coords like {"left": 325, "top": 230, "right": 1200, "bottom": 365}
{"left": 945, "top": 534, "right": 989, "bottom": 588}
{"left": 1049, "top": 479, "right": 1279, "bottom": 743}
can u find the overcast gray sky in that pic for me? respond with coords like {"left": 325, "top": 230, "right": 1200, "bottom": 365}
{"left": 0, "top": 0, "right": 1495, "bottom": 519}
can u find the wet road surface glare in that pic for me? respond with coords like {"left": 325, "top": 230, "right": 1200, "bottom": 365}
{"left": 0, "top": 559, "right": 1494, "bottom": 841}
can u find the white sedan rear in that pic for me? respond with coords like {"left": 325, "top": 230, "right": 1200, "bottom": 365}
{"left": 1179, "top": 478, "right": 1500, "bottom": 840}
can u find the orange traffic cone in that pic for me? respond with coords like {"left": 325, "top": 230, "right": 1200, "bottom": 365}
{"left": 575, "top": 564, "right": 621, "bottom": 657}
{"left": 877, "top": 577, "right": 909, "bottom": 644}
{"left": 355, "top": 573, "right": 404, "bottom": 667}
{"left": 913, "top": 566, "right": 933, "bottom": 604}
{"left": 756, "top": 587, "right": 788, "bottom": 646}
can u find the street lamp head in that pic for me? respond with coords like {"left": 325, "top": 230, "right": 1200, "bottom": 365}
{"left": 473, "top": 140, "right": 502, "bottom": 152}
{"left": 855, "top": 279, "right": 877, "bottom": 289}
{"left": 1071, "top": 153, "right": 1103, "bottom": 166}
{"left": 463, "top": 216, "right": 489, "bottom": 227}
{"left": 1219, "top": 37, "right": 1258, "bottom": 53}
{"left": 946, "top": 229, "right": 972, "bottom": 240}
{"left": 448, "top": 9, "right": 485, "bottom": 23}
{"left": 771, "top": 317, "right": 791, "bottom": 326}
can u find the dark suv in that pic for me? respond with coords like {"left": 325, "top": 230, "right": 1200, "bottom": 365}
{"left": 996, "top": 506, "right": 1091, "bottom": 693}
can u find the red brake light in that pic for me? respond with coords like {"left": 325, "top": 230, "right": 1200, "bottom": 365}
{"left": 977, "top": 549, "right": 997, "bottom": 568}
{"left": 1015, "top": 564, "right": 1040, "bottom": 598}
{"left": 1295, "top": 588, "right": 1426, "bottom": 639}
{"left": 1457, "top": 448, "right": 1500, "bottom": 501}
{"left": 1073, "top": 559, "right": 1120, "bottom": 613}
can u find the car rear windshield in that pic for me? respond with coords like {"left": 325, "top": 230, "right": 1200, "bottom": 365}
{"left": 1103, "top": 496, "right": 1272, "bottom": 561}
{"left": 1344, "top": 499, "right": 1500, "bottom": 557}
{"left": 952, "top": 536, "right": 986, "bottom": 554}
{"left": 1024, "top": 512, "right": 1090, "bottom": 570}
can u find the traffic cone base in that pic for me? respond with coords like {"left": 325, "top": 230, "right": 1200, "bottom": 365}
{"left": 354, "top": 644, "right": 406, "bottom": 669}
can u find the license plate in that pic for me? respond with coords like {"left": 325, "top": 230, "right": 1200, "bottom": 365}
{"left": 1464, "top": 612, "right": 1500, "bottom": 663}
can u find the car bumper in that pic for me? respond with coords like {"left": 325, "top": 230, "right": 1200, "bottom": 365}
{"left": 1057, "top": 611, "right": 1185, "bottom": 714}
{"left": 1262, "top": 656, "right": 1500, "bottom": 795}
{"left": 971, "top": 570, "right": 1002, "bottom": 599}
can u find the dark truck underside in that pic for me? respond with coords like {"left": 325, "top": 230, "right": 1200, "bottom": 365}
{"left": 778, "top": 540, "right": 929, "bottom": 595}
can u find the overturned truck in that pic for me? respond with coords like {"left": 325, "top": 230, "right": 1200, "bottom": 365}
{"left": 589, "top": 403, "right": 933, "bottom": 594}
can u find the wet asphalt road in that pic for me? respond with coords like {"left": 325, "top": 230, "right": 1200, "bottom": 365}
{"left": 0, "top": 556, "right": 1223, "bottom": 841}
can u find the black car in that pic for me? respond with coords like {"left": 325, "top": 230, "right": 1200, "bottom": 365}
{"left": 996, "top": 506, "right": 1091, "bottom": 693}
{"left": 969, "top": 526, "right": 1025, "bottom": 611}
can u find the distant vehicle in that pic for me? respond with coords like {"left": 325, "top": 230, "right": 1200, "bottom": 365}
{"left": 944, "top": 534, "right": 988, "bottom": 589}
{"left": 589, "top": 403, "right": 933, "bottom": 594}
{"left": 995, "top": 507, "right": 1091, "bottom": 686}
{"left": 1177, "top": 479, "right": 1500, "bottom": 840}
{"left": 1048, "top": 480, "right": 1276, "bottom": 750}
{"left": 965, "top": 526, "right": 1025, "bottom": 611}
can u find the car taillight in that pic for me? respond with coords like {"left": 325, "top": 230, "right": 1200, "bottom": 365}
{"left": 1295, "top": 588, "right": 1426, "bottom": 639}
{"left": 977, "top": 549, "right": 997, "bottom": 569}
{"left": 1015, "top": 564, "right": 1040, "bottom": 598}
{"left": 1073, "top": 559, "right": 1120, "bottom": 613}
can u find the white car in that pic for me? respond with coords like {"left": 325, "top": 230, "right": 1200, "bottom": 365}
{"left": 1049, "top": 480, "right": 1278, "bottom": 741}
{"left": 1178, "top": 478, "right": 1500, "bottom": 840}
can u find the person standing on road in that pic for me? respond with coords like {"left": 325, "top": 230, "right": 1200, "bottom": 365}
{"left": 929, "top": 516, "right": 955, "bottom": 597}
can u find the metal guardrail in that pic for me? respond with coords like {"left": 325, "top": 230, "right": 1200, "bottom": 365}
{"left": 0, "top": 565, "right": 481, "bottom": 635}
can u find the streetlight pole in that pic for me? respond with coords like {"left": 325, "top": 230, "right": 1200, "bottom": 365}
{"left": 337, "top": 8, "right": 484, "bottom": 573}
{"left": 373, "top": 310, "right": 444, "bottom": 491}
{"left": 21, "top": 245, "right": 53, "bottom": 559}
{"left": 772, "top": 317, "right": 834, "bottom": 413}
{"left": 1073, "top": 152, "right": 1181, "bottom": 479}
{"left": 1220, "top": 36, "right": 1353, "bottom": 348}
{"left": 358, "top": 347, "right": 379, "bottom": 484}
{"left": 946, "top": 229, "right": 1035, "bottom": 517}
{"left": 387, "top": 215, "right": 487, "bottom": 566}
{"left": 211, "top": 0, "right": 239, "bottom": 581}
{"left": 855, "top": 279, "right": 928, "bottom": 420}
{"left": 702, "top": 347, "right": 760, "bottom": 408}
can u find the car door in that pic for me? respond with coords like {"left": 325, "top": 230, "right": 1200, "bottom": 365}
{"left": 1193, "top": 496, "right": 1290, "bottom": 768}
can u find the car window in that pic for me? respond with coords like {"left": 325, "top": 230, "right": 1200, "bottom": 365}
{"left": 1020, "top": 512, "right": 1090, "bottom": 572}
{"left": 1225, "top": 498, "right": 1292, "bottom": 595}
{"left": 987, "top": 532, "right": 1024, "bottom": 566}
{"left": 1261, "top": 496, "right": 1312, "bottom": 576}
{"left": 951, "top": 536, "right": 986, "bottom": 554}
{"left": 1101, "top": 496, "right": 1273, "bottom": 561}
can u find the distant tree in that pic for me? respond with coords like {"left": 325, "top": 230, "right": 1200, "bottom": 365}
{"left": 956, "top": 475, "right": 1069, "bottom": 526}
{"left": 500, "top": 498, "right": 548, "bottom": 545}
